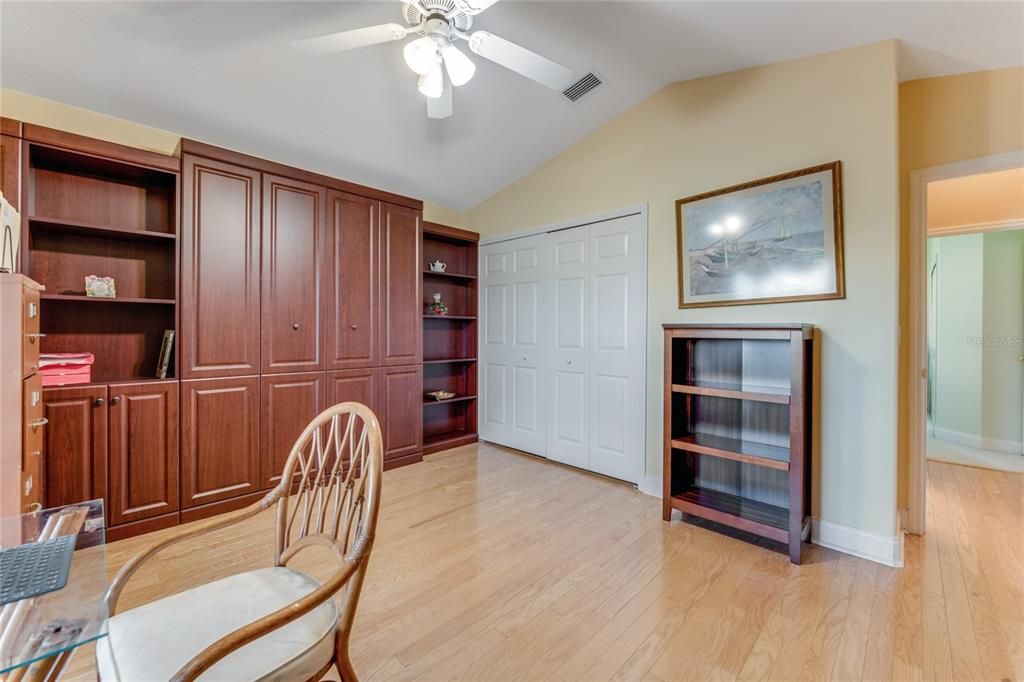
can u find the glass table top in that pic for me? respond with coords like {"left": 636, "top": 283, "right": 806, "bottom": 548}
{"left": 0, "top": 500, "right": 109, "bottom": 674}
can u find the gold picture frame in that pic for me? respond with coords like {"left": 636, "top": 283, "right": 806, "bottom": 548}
{"left": 675, "top": 161, "right": 845, "bottom": 309}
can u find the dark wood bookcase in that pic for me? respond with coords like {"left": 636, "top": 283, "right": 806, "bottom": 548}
{"left": 22, "top": 137, "right": 179, "bottom": 383}
{"left": 663, "top": 324, "right": 813, "bottom": 563}
{"left": 422, "top": 222, "right": 479, "bottom": 455}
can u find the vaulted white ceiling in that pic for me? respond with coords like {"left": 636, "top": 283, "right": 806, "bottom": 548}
{"left": 2, "top": 1, "right": 1021, "bottom": 209}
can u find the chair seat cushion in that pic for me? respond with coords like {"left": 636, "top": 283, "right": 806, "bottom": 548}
{"left": 96, "top": 567, "right": 338, "bottom": 682}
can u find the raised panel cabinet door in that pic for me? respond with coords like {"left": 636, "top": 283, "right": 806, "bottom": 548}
{"left": 380, "top": 202, "right": 422, "bottom": 366}
{"left": 181, "top": 376, "right": 260, "bottom": 508}
{"left": 382, "top": 364, "right": 422, "bottom": 461}
{"left": 326, "top": 191, "right": 380, "bottom": 369}
{"left": 263, "top": 174, "right": 326, "bottom": 374}
{"left": 1, "top": 134, "right": 20, "bottom": 212}
{"left": 42, "top": 385, "right": 108, "bottom": 510}
{"left": 108, "top": 381, "right": 179, "bottom": 525}
{"left": 261, "top": 372, "right": 324, "bottom": 489}
{"left": 180, "top": 155, "right": 261, "bottom": 379}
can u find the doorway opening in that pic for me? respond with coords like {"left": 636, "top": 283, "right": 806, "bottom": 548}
{"left": 908, "top": 152, "right": 1024, "bottom": 534}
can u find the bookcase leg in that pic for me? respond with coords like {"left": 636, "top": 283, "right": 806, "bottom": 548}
{"left": 662, "top": 498, "right": 671, "bottom": 521}
{"left": 789, "top": 534, "right": 802, "bottom": 564}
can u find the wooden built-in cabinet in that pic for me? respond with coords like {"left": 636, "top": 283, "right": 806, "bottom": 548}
{"left": 42, "top": 385, "right": 109, "bottom": 513}
{"left": 106, "top": 381, "right": 179, "bottom": 526}
{"left": 262, "top": 175, "right": 325, "bottom": 374}
{"left": 181, "top": 376, "right": 262, "bottom": 509}
{"left": 180, "top": 156, "right": 260, "bottom": 379}
{"left": 3, "top": 120, "right": 429, "bottom": 541}
{"left": 261, "top": 372, "right": 325, "bottom": 488}
{"left": 382, "top": 203, "right": 423, "bottom": 366}
{"left": 326, "top": 191, "right": 380, "bottom": 370}
{"left": 382, "top": 364, "right": 423, "bottom": 465}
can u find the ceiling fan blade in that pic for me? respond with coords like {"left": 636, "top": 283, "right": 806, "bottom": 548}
{"left": 454, "top": 0, "right": 501, "bottom": 15}
{"left": 427, "top": 79, "right": 453, "bottom": 119}
{"left": 295, "top": 23, "right": 409, "bottom": 55}
{"left": 467, "top": 31, "right": 576, "bottom": 91}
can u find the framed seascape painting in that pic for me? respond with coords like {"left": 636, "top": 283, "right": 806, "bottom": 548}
{"left": 675, "top": 161, "right": 845, "bottom": 308}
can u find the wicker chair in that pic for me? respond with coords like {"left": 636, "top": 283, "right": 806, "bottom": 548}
{"left": 96, "top": 402, "right": 384, "bottom": 682}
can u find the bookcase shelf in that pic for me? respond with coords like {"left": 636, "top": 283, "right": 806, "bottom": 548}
{"left": 663, "top": 324, "right": 813, "bottom": 564}
{"left": 23, "top": 138, "right": 179, "bottom": 383}
{"left": 422, "top": 223, "right": 479, "bottom": 453}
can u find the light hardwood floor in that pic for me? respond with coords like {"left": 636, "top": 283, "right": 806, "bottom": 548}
{"left": 66, "top": 442, "right": 1022, "bottom": 681}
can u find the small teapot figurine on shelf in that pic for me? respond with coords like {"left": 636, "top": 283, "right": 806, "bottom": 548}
{"left": 429, "top": 292, "right": 448, "bottom": 316}
{"left": 428, "top": 260, "right": 447, "bottom": 273}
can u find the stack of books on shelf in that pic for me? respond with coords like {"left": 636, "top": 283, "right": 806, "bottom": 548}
{"left": 40, "top": 353, "right": 94, "bottom": 386}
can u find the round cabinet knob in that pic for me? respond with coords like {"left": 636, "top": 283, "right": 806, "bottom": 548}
{"left": 292, "top": 323, "right": 300, "bottom": 331}
{"left": 94, "top": 398, "right": 105, "bottom": 407}
{"left": 521, "top": 356, "right": 527, "bottom": 361}
{"left": 351, "top": 324, "right": 358, "bottom": 331}
{"left": 566, "top": 359, "right": 572, "bottom": 365}
{"left": 110, "top": 396, "right": 121, "bottom": 406}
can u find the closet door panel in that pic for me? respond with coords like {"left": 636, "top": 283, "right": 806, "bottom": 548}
{"left": 181, "top": 376, "right": 261, "bottom": 507}
{"left": 261, "top": 372, "right": 324, "bottom": 488}
{"left": 326, "top": 191, "right": 380, "bottom": 369}
{"left": 380, "top": 202, "right": 422, "bottom": 366}
{"left": 262, "top": 174, "right": 326, "bottom": 374}
{"left": 180, "top": 156, "right": 260, "bottom": 378}
{"left": 546, "top": 228, "right": 589, "bottom": 469}
{"left": 108, "top": 381, "right": 179, "bottom": 525}
{"left": 588, "top": 215, "right": 645, "bottom": 483}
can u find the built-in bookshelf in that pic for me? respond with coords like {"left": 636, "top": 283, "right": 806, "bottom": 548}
{"left": 422, "top": 222, "right": 479, "bottom": 455}
{"left": 22, "top": 137, "right": 179, "bottom": 383}
{"left": 663, "top": 324, "right": 813, "bottom": 564}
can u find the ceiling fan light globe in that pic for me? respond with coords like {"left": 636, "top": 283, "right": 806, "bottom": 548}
{"left": 404, "top": 36, "right": 439, "bottom": 75}
{"left": 442, "top": 44, "right": 476, "bottom": 86}
{"left": 418, "top": 63, "right": 445, "bottom": 98}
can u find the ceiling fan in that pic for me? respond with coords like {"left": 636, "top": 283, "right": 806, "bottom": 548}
{"left": 296, "top": 0, "right": 579, "bottom": 119}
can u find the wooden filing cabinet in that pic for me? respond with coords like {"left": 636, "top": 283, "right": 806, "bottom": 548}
{"left": 0, "top": 274, "right": 45, "bottom": 516}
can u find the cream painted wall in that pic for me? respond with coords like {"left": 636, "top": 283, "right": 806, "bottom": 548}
{"left": 468, "top": 42, "right": 901, "bottom": 539}
{"left": 898, "top": 66, "right": 1024, "bottom": 504}
{"left": 927, "top": 167, "right": 1024, "bottom": 231}
{"left": 0, "top": 88, "right": 469, "bottom": 225}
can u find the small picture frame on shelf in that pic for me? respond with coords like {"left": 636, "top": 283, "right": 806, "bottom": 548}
{"left": 84, "top": 275, "right": 116, "bottom": 298}
{"left": 156, "top": 329, "right": 174, "bottom": 379}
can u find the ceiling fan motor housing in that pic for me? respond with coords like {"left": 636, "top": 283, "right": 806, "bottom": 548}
{"left": 403, "top": 0, "right": 473, "bottom": 32}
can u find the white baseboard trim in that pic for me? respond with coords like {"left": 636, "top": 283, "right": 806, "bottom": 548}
{"left": 637, "top": 476, "right": 661, "bottom": 499}
{"left": 811, "top": 518, "right": 904, "bottom": 568}
{"left": 933, "top": 427, "right": 1022, "bottom": 454}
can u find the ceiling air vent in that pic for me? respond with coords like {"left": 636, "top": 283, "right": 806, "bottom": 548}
{"left": 562, "top": 72, "right": 603, "bottom": 103}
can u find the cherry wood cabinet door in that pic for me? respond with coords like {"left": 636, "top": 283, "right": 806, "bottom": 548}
{"left": 380, "top": 202, "right": 422, "bottom": 366}
{"left": 262, "top": 174, "right": 326, "bottom": 374}
{"left": 1, "top": 134, "right": 20, "bottom": 212}
{"left": 181, "top": 376, "right": 260, "bottom": 508}
{"left": 42, "top": 385, "right": 108, "bottom": 510}
{"left": 180, "top": 156, "right": 261, "bottom": 379}
{"left": 261, "top": 372, "right": 325, "bottom": 489}
{"left": 326, "top": 191, "right": 380, "bottom": 370}
{"left": 107, "top": 381, "right": 179, "bottom": 525}
{"left": 381, "top": 364, "right": 422, "bottom": 462}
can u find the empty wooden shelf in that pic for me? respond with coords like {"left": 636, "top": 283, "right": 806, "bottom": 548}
{"left": 663, "top": 323, "right": 813, "bottom": 564}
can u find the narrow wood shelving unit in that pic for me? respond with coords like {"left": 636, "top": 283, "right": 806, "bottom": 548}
{"left": 422, "top": 222, "right": 480, "bottom": 455}
{"left": 663, "top": 324, "right": 813, "bottom": 564}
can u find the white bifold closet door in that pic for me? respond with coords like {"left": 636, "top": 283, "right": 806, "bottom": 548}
{"left": 479, "top": 212, "right": 645, "bottom": 484}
